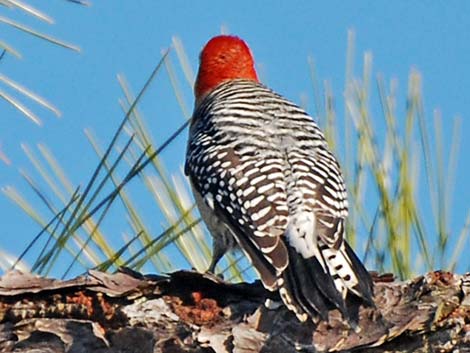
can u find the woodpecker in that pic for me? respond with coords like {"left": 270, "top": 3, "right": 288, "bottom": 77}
{"left": 185, "top": 35, "right": 374, "bottom": 322}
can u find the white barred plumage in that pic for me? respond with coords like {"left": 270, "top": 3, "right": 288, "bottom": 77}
{"left": 185, "top": 35, "right": 374, "bottom": 323}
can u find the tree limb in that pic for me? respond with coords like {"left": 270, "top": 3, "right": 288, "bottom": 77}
{"left": 0, "top": 269, "right": 469, "bottom": 352}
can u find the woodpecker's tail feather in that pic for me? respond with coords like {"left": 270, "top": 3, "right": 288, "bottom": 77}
{"left": 342, "top": 241, "right": 375, "bottom": 306}
{"left": 279, "top": 245, "right": 349, "bottom": 322}
{"left": 319, "top": 241, "right": 374, "bottom": 306}
{"left": 279, "top": 243, "right": 374, "bottom": 324}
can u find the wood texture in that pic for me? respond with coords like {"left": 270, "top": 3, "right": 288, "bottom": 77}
{"left": 0, "top": 268, "right": 469, "bottom": 352}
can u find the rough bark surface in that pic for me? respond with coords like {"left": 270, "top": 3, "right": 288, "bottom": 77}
{"left": 0, "top": 268, "right": 469, "bottom": 352}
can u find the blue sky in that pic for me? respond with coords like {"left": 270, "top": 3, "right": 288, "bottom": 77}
{"left": 1, "top": 1, "right": 469, "bottom": 276}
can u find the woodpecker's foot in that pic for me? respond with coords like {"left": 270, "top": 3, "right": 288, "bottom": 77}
{"left": 207, "top": 262, "right": 216, "bottom": 274}
{"left": 206, "top": 252, "right": 226, "bottom": 278}
{"left": 205, "top": 268, "right": 225, "bottom": 280}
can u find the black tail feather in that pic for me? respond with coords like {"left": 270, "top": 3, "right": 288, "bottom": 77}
{"left": 344, "top": 241, "right": 374, "bottom": 306}
{"left": 282, "top": 245, "right": 352, "bottom": 322}
{"left": 305, "top": 249, "right": 349, "bottom": 315}
{"left": 283, "top": 249, "right": 329, "bottom": 321}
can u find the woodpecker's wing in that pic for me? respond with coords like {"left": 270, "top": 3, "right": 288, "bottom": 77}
{"left": 185, "top": 140, "right": 290, "bottom": 290}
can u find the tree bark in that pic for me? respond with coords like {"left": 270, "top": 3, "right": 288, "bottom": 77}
{"left": 0, "top": 268, "right": 469, "bottom": 352}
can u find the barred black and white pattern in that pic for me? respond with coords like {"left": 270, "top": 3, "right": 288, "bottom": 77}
{"left": 185, "top": 79, "right": 373, "bottom": 322}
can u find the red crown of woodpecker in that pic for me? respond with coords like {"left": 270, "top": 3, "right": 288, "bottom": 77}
{"left": 195, "top": 35, "right": 259, "bottom": 102}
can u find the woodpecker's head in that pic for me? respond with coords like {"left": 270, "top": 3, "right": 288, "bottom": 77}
{"left": 195, "top": 35, "right": 259, "bottom": 103}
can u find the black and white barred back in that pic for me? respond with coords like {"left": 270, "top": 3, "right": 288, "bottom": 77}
{"left": 185, "top": 79, "right": 373, "bottom": 322}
